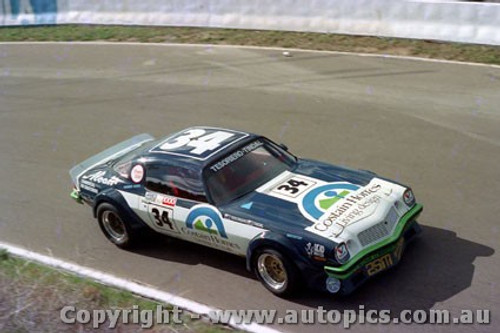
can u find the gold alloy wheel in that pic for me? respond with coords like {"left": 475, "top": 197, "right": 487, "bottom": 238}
{"left": 257, "top": 253, "right": 288, "bottom": 291}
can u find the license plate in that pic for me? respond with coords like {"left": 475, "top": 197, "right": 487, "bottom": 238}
{"left": 365, "top": 237, "right": 405, "bottom": 277}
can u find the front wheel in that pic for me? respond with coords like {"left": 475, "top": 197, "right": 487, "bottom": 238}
{"left": 97, "top": 203, "right": 138, "bottom": 249}
{"left": 253, "top": 248, "right": 300, "bottom": 297}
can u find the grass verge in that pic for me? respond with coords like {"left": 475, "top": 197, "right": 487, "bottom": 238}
{"left": 0, "top": 25, "right": 499, "bottom": 65}
{"left": 0, "top": 249, "right": 233, "bottom": 332}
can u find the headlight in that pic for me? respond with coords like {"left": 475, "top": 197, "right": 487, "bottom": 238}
{"left": 334, "top": 242, "right": 350, "bottom": 264}
{"left": 403, "top": 188, "right": 415, "bottom": 206}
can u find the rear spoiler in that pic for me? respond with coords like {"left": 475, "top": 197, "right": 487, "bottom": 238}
{"left": 69, "top": 133, "right": 155, "bottom": 187}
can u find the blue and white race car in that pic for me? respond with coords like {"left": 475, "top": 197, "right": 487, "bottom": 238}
{"left": 70, "top": 127, "right": 423, "bottom": 296}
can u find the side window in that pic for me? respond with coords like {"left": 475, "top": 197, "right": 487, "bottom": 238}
{"left": 265, "top": 139, "right": 297, "bottom": 165}
{"left": 114, "top": 160, "right": 132, "bottom": 179}
{"left": 145, "top": 164, "right": 207, "bottom": 202}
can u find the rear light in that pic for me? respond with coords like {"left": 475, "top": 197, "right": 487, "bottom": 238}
{"left": 403, "top": 188, "right": 415, "bottom": 206}
{"left": 70, "top": 187, "right": 83, "bottom": 204}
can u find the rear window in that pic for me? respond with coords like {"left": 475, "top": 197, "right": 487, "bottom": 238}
{"left": 112, "top": 140, "right": 158, "bottom": 178}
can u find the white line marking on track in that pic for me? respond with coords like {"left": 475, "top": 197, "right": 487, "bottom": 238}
{"left": 0, "top": 241, "right": 282, "bottom": 333}
{"left": 1, "top": 41, "right": 499, "bottom": 69}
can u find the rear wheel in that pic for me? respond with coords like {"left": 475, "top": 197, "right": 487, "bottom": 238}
{"left": 253, "top": 248, "right": 300, "bottom": 297}
{"left": 97, "top": 203, "right": 137, "bottom": 249}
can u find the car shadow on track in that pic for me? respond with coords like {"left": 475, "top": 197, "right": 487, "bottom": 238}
{"left": 295, "top": 225, "right": 494, "bottom": 316}
{"left": 128, "top": 224, "right": 493, "bottom": 315}
{"left": 128, "top": 233, "right": 254, "bottom": 279}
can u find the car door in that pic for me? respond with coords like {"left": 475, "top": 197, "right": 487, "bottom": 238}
{"left": 144, "top": 191, "right": 181, "bottom": 235}
{"left": 142, "top": 163, "right": 206, "bottom": 239}
{"left": 142, "top": 162, "right": 266, "bottom": 256}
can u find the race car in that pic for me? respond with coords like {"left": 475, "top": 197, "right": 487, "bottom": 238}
{"left": 70, "top": 127, "right": 423, "bottom": 296}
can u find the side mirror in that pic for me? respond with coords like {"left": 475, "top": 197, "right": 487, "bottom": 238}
{"left": 279, "top": 143, "right": 289, "bottom": 151}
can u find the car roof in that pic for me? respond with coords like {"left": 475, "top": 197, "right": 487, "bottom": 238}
{"left": 143, "top": 126, "right": 261, "bottom": 170}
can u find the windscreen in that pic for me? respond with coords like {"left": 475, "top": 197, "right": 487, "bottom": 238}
{"left": 205, "top": 140, "right": 296, "bottom": 205}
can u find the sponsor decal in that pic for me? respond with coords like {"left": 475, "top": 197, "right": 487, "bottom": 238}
{"left": 161, "top": 196, "right": 177, "bottom": 207}
{"left": 302, "top": 179, "right": 394, "bottom": 238}
{"left": 182, "top": 228, "right": 241, "bottom": 252}
{"left": 182, "top": 205, "right": 241, "bottom": 253}
{"left": 209, "top": 140, "right": 263, "bottom": 172}
{"left": 305, "top": 242, "right": 326, "bottom": 261}
{"left": 146, "top": 192, "right": 177, "bottom": 207}
{"left": 305, "top": 243, "right": 312, "bottom": 256}
{"left": 80, "top": 179, "right": 95, "bottom": 188}
{"left": 151, "top": 128, "right": 248, "bottom": 160}
{"left": 271, "top": 176, "right": 316, "bottom": 198}
{"left": 316, "top": 184, "right": 382, "bottom": 236}
{"left": 334, "top": 243, "right": 350, "bottom": 264}
{"left": 145, "top": 192, "right": 157, "bottom": 201}
{"left": 286, "top": 233, "right": 303, "bottom": 240}
{"left": 300, "top": 183, "right": 361, "bottom": 221}
{"left": 309, "top": 183, "right": 383, "bottom": 237}
{"left": 83, "top": 171, "right": 123, "bottom": 186}
{"left": 241, "top": 202, "right": 253, "bottom": 210}
{"left": 185, "top": 205, "right": 228, "bottom": 238}
{"left": 357, "top": 195, "right": 382, "bottom": 210}
{"left": 130, "top": 164, "right": 144, "bottom": 183}
{"left": 149, "top": 206, "right": 178, "bottom": 233}
{"left": 123, "top": 184, "right": 141, "bottom": 189}
{"left": 80, "top": 179, "right": 98, "bottom": 193}
{"left": 223, "top": 213, "right": 264, "bottom": 228}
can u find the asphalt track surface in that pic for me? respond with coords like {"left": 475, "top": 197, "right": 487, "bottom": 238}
{"left": 0, "top": 43, "right": 499, "bottom": 332}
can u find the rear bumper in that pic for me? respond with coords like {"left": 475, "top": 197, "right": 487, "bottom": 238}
{"left": 69, "top": 133, "right": 154, "bottom": 188}
{"left": 323, "top": 203, "right": 423, "bottom": 295}
{"left": 70, "top": 189, "right": 84, "bottom": 204}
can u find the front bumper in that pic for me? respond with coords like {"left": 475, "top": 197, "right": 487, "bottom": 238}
{"left": 324, "top": 203, "right": 423, "bottom": 295}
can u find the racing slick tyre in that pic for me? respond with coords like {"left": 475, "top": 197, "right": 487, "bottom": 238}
{"left": 253, "top": 248, "right": 300, "bottom": 297}
{"left": 97, "top": 203, "right": 139, "bottom": 249}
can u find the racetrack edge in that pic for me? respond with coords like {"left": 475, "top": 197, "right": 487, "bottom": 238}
{"left": 0, "top": 241, "right": 282, "bottom": 333}
{"left": 1, "top": 41, "right": 499, "bottom": 69}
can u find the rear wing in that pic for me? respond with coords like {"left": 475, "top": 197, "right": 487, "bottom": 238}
{"left": 69, "top": 133, "right": 155, "bottom": 186}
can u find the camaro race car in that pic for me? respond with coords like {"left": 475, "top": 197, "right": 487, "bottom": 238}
{"left": 70, "top": 127, "right": 423, "bottom": 296}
